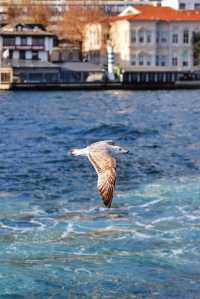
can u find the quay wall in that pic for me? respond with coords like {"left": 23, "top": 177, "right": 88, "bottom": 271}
{"left": 11, "top": 81, "right": 200, "bottom": 91}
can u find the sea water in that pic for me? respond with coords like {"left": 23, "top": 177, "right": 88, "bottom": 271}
{"left": 0, "top": 90, "right": 200, "bottom": 298}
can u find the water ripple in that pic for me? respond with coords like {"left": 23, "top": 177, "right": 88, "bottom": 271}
{"left": 0, "top": 90, "right": 200, "bottom": 298}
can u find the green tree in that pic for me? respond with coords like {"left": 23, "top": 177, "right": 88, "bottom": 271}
{"left": 193, "top": 32, "right": 200, "bottom": 66}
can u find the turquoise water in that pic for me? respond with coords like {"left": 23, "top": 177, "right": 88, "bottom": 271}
{"left": 0, "top": 90, "right": 200, "bottom": 298}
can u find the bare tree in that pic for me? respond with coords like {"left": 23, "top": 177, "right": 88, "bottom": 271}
{"left": 7, "top": 0, "right": 53, "bottom": 26}
{"left": 7, "top": 0, "right": 22, "bottom": 21}
{"left": 59, "top": 0, "right": 106, "bottom": 60}
{"left": 27, "top": 4, "right": 53, "bottom": 26}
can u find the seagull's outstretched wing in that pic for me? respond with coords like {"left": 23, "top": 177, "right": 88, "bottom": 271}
{"left": 88, "top": 150, "right": 116, "bottom": 208}
{"left": 91, "top": 140, "right": 115, "bottom": 147}
{"left": 97, "top": 167, "right": 116, "bottom": 208}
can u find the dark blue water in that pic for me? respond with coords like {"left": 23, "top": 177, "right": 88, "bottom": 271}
{"left": 0, "top": 90, "right": 200, "bottom": 299}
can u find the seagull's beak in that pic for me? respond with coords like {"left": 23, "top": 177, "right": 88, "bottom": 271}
{"left": 68, "top": 149, "right": 75, "bottom": 156}
{"left": 121, "top": 148, "right": 129, "bottom": 154}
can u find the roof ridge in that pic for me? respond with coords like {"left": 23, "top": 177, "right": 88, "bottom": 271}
{"left": 101, "top": 5, "right": 200, "bottom": 23}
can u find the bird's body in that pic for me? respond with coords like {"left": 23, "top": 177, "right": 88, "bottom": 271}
{"left": 69, "top": 140, "right": 128, "bottom": 208}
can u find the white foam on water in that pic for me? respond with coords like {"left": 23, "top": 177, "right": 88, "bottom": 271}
{"left": 0, "top": 216, "right": 53, "bottom": 234}
{"left": 151, "top": 216, "right": 176, "bottom": 225}
{"left": 61, "top": 223, "right": 74, "bottom": 238}
{"left": 132, "top": 230, "right": 151, "bottom": 240}
{"left": 0, "top": 222, "right": 33, "bottom": 234}
{"left": 135, "top": 221, "right": 154, "bottom": 229}
{"left": 171, "top": 248, "right": 184, "bottom": 256}
{"left": 30, "top": 206, "right": 47, "bottom": 216}
{"left": 135, "top": 183, "right": 164, "bottom": 198}
{"left": 101, "top": 224, "right": 151, "bottom": 240}
{"left": 0, "top": 223, "right": 14, "bottom": 230}
{"left": 178, "top": 206, "right": 200, "bottom": 220}
{"left": 87, "top": 207, "right": 105, "bottom": 213}
{"left": 139, "top": 198, "right": 163, "bottom": 208}
{"left": 84, "top": 225, "right": 152, "bottom": 240}
{"left": 30, "top": 219, "right": 46, "bottom": 231}
{"left": 63, "top": 205, "right": 105, "bottom": 215}
{"left": 113, "top": 235, "right": 129, "bottom": 240}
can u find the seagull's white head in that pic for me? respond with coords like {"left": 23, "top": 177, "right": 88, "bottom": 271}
{"left": 112, "top": 145, "right": 129, "bottom": 154}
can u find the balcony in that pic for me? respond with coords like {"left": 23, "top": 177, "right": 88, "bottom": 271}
{"left": 31, "top": 44, "right": 45, "bottom": 50}
{"left": 3, "top": 44, "right": 45, "bottom": 50}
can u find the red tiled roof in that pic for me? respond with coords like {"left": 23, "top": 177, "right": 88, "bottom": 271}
{"left": 101, "top": 5, "right": 200, "bottom": 23}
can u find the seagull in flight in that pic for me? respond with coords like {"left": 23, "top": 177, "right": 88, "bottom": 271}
{"left": 69, "top": 140, "right": 128, "bottom": 208}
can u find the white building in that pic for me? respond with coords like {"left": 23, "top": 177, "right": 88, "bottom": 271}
{"left": 84, "top": 5, "right": 200, "bottom": 70}
{"left": 162, "top": 0, "right": 200, "bottom": 10}
{"left": 0, "top": 23, "right": 55, "bottom": 62}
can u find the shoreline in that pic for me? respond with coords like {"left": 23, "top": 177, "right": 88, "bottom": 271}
{"left": 10, "top": 81, "right": 200, "bottom": 91}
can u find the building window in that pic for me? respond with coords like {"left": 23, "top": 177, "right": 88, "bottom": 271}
{"left": 131, "top": 30, "right": 136, "bottom": 43}
{"left": 19, "top": 50, "right": 26, "bottom": 60}
{"left": 182, "top": 51, "right": 189, "bottom": 66}
{"left": 156, "top": 32, "right": 160, "bottom": 43}
{"left": 195, "top": 3, "right": 200, "bottom": 9}
{"left": 138, "top": 30, "right": 145, "bottom": 43}
{"left": 161, "top": 56, "right": 167, "bottom": 66}
{"left": 183, "top": 30, "right": 189, "bottom": 44}
{"left": 3, "top": 37, "right": 15, "bottom": 46}
{"left": 32, "top": 51, "right": 39, "bottom": 60}
{"left": 131, "top": 54, "right": 137, "bottom": 65}
{"left": 32, "top": 37, "right": 44, "bottom": 46}
{"left": 172, "top": 33, "right": 178, "bottom": 44}
{"left": 172, "top": 57, "right": 178, "bottom": 66}
{"left": 156, "top": 55, "right": 159, "bottom": 66}
{"left": 146, "top": 55, "right": 152, "bottom": 65}
{"left": 146, "top": 31, "right": 152, "bottom": 43}
{"left": 179, "top": 3, "right": 186, "bottom": 9}
{"left": 161, "top": 31, "right": 167, "bottom": 43}
{"left": 21, "top": 37, "right": 27, "bottom": 46}
{"left": 139, "top": 54, "right": 144, "bottom": 65}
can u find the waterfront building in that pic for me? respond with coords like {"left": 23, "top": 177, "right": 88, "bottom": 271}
{"left": 0, "top": 22, "right": 55, "bottom": 62}
{"left": 84, "top": 5, "right": 200, "bottom": 71}
{"left": 162, "top": 0, "right": 200, "bottom": 10}
{"left": 0, "top": 22, "right": 59, "bottom": 84}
